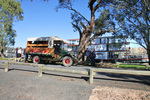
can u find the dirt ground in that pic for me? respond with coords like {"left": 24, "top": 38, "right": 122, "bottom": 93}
{"left": 89, "top": 86, "right": 150, "bottom": 100}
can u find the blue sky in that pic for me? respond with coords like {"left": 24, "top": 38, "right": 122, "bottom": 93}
{"left": 13, "top": 0, "right": 140, "bottom": 48}
{"left": 13, "top": 0, "right": 92, "bottom": 48}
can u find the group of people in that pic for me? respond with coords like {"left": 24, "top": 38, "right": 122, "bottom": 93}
{"left": 84, "top": 48, "right": 96, "bottom": 66}
{"left": 15, "top": 47, "right": 27, "bottom": 62}
{"left": 15, "top": 47, "right": 23, "bottom": 58}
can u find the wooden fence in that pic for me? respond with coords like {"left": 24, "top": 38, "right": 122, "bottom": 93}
{"left": 0, "top": 61, "right": 150, "bottom": 84}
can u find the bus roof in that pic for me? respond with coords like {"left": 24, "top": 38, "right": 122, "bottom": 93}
{"left": 27, "top": 36, "right": 68, "bottom": 44}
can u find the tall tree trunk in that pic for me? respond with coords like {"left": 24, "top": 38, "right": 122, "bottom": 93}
{"left": 77, "top": 10, "right": 95, "bottom": 63}
{"left": 77, "top": 34, "right": 87, "bottom": 62}
{"left": 1, "top": 34, "right": 5, "bottom": 58}
{"left": 76, "top": 0, "right": 101, "bottom": 63}
{"left": 148, "top": 54, "right": 150, "bottom": 65}
{"left": 77, "top": 30, "right": 91, "bottom": 62}
{"left": 147, "top": 48, "right": 150, "bottom": 65}
{"left": 1, "top": 51, "right": 5, "bottom": 58}
{"left": 0, "top": 45, "right": 5, "bottom": 58}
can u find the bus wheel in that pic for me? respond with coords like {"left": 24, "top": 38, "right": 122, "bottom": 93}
{"left": 63, "top": 56, "right": 73, "bottom": 67}
{"left": 33, "top": 56, "right": 40, "bottom": 64}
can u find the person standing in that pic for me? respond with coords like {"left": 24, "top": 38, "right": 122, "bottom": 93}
{"left": 15, "top": 48, "right": 18, "bottom": 58}
{"left": 18, "top": 47, "right": 22, "bottom": 57}
{"left": 91, "top": 48, "right": 96, "bottom": 66}
{"left": 23, "top": 48, "right": 28, "bottom": 63}
{"left": 84, "top": 48, "right": 91, "bottom": 61}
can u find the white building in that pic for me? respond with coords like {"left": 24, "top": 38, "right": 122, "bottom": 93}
{"left": 67, "top": 36, "right": 130, "bottom": 61}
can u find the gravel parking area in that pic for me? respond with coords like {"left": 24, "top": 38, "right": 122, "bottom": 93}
{"left": 0, "top": 68, "right": 95, "bottom": 100}
{"left": 0, "top": 62, "right": 150, "bottom": 100}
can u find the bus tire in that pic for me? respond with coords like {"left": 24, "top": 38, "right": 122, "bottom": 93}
{"left": 33, "top": 56, "right": 40, "bottom": 64}
{"left": 63, "top": 56, "right": 73, "bottom": 67}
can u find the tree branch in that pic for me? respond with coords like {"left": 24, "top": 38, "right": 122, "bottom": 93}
{"left": 57, "top": 2, "right": 90, "bottom": 25}
{"left": 121, "top": 2, "right": 149, "bottom": 47}
{"left": 70, "top": 7, "right": 90, "bottom": 25}
{"left": 71, "top": 23, "right": 82, "bottom": 38}
{"left": 93, "top": 0, "right": 102, "bottom": 12}
{"left": 89, "top": 0, "right": 102, "bottom": 12}
{"left": 80, "top": 22, "right": 86, "bottom": 29}
{"left": 144, "top": 0, "right": 150, "bottom": 11}
{"left": 126, "top": 17, "right": 148, "bottom": 47}
{"left": 89, "top": 0, "right": 96, "bottom": 10}
{"left": 137, "top": 41, "right": 147, "bottom": 50}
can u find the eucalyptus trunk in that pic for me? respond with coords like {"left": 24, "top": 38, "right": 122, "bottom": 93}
{"left": 0, "top": 45, "right": 5, "bottom": 58}
{"left": 77, "top": 32, "right": 91, "bottom": 62}
{"left": 148, "top": 54, "right": 150, "bottom": 65}
{"left": 147, "top": 48, "right": 150, "bottom": 65}
{"left": 77, "top": 8, "right": 97, "bottom": 62}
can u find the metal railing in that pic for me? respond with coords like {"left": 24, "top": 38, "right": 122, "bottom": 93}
{"left": 0, "top": 61, "right": 150, "bottom": 84}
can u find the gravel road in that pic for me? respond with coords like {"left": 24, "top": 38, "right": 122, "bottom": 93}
{"left": 0, "top": 61, "right": 150, "bottom": 100}
{"left": 0, "top": 68, "right": 95, "bottom": 100}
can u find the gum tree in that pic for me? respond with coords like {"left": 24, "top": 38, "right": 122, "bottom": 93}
{"left": 57, "top": 0, "right": 115, "bottom": 62}
{"left": 31, "top": 0, "right": 115, "bottom": 62}
{"left": 0, "top": 0, "right": 23, "bottom": 57}
{"left": 103, "top": 0, "right": 150, "bottom": 65}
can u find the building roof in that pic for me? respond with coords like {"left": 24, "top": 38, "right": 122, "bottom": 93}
{"left": 27, "top": 36, "right": 69, "bottom": 44}
{"left": 67, "top": 35, "right": 128, "bottom": 40}
{"left": 67, "top": 39, "right": 79, "bottom": 41}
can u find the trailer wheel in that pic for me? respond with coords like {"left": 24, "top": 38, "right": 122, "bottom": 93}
{"left": 63, "top": 56, "right": 73, "bottom": 67}
{"left": 33, "top": 56, "right": 40, "bottom": 64}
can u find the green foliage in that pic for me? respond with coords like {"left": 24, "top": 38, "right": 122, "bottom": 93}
{"left": 95, "top": 9, "right": 115, "bottom": 32}
{"left": 94, "top": 0, "right": 150, "bottom": 64}
{"left": 102, "top": 0, "right": 150, "bottom": 50}
{"left": 0, "top": 57, "right": 13, "bottom": 61}
{"left": 113, "top": 64, "right": 148, "bottom": 70}
{"left": 0, "top": 0, "right": 23, "bottom": 48}
{"left": 119, "top": 64, "right": 146, "bottom": 70}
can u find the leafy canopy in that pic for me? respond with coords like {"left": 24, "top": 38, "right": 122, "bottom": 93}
{"left": 0, "top": 0, "right": 23, "bottom": 47}
{"left": 98, "top": 0, "right": 150, "bottom": 50}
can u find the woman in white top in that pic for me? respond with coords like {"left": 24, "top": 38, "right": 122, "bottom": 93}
{"left": 18, "top": 47, "right": 22, "bottom": 57}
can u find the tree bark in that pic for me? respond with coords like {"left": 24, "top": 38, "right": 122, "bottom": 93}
{"left": 148, "top": 53, "right": 150, "bottom": 65}
{"left": 77, "top": 9, "right": 96, "bottom": 62}
{"left": 77, "top": 32, "right": 90, "bottom": 62}
{"left": 0, "top": 46, "right": 5, "bottom": 58}
{"left": 76, "top": 0, "right": 102, "bottom": 63}
{"left": 147, "top": 48, "right": 150, "bottom": 65}
{"left": 1, "top": 51, "right": 5, "bottom": 58}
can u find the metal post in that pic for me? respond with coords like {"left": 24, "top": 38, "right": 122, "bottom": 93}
{"left": 101, "top": 54, "right": 103, "bottom": 63}
{"left": 38, "top": 65, "right": 43, "bottom": 77}
{"left": 5, "top": 62, "right": 8, "bottom": 72}
{"left": 116, "top": 62, "right": 120, "bottom": 68}
{"left": 145, "top": 64, "right": 149, "bottom": 70}
{"left": 89, "top": 68, "right": 94, "bottom": 84}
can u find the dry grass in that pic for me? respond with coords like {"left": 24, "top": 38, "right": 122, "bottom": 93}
{"left": 89, "top": 86, "right": 150, "bottom": 100}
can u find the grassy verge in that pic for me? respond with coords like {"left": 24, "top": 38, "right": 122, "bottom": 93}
{"left": 0, "top": 57, "right": 13, "bottom": 61}
{"left": 114, "top": 64, "right": 150, "bottom": 70}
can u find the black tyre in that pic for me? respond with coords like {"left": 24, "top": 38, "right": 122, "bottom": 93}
{"left": 33, "top": 56, "right": 40, "bottom": 64}
{"left": 62, "top": 56, "right": 73, "bottom": 67}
